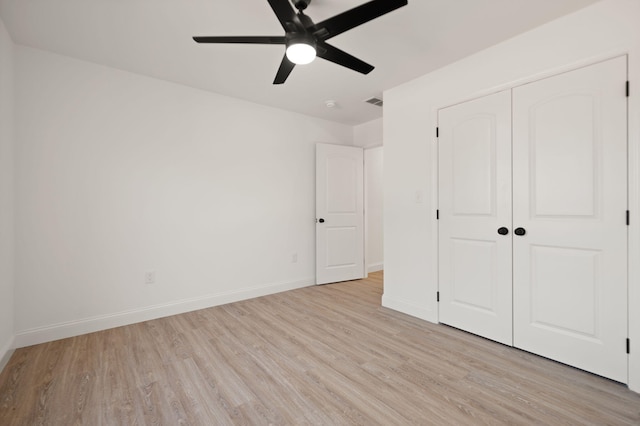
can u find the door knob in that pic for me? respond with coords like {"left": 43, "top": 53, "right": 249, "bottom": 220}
{"left": 497, "top": 227, "right": 509, "bottom": 235}
{"left": 514, "top": 227, "right": 526, "bottom": 236}
{"left": 318, "top": 218, "right": 325, "bottom": 223}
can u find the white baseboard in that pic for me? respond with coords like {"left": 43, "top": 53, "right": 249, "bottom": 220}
{"left": 14, "top": 277, "right": 315, "bottom": 348}
{"left": 367, "top": 262, "right": 384, "bottom": 273}
{"left": 381, "top": 294, "right": 438, "bottom": 323}
{"left": 0, "top": 336, "right": 15, "bottom": 374}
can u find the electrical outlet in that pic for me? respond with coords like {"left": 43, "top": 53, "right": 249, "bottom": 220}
{"left": 145, "top": 271, "right": 156, "bottom": 285}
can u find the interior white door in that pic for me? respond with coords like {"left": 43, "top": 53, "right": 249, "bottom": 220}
{"left": 316, "top": 143, "right": 365, "bottom": 285}
{"left": 512, "top": 56, "right": 628, "bottom": 382}
{"left": 438, "top": 90, "right": 513, "bottom": 345}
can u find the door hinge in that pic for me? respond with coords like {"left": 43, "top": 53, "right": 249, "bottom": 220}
{"left": 626, "top": 210, "right": 630, "bottom": 226}
{"left": 436, "top": 127, "right": 439, "bottom": 138}
{"left": 436, "top": 209, "right": 440, "bottom": 220}
{"left": 627, "top": 338, "right": 630, "bottom": 354}
{"left": 437, "top": 291, "right": 440, "bottom": 302}
{"left": 626, "top": 81, "right": 630, "bottom": 97}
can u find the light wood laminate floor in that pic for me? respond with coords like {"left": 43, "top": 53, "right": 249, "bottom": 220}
{"left": 1, "top": 271, "right": 639, "bottom": 425}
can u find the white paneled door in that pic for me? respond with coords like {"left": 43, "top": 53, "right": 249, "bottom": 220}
{"left": 438, "top": 90, "right": 514, "bottom": 345}
{"left": 316, "top": 144, "right": 365, "bottom": 285}
{"left": 438, "top": 56, "right": 628, "bottom": 383}
{"left": 512, "top": 56, "right": 628, "bottom": 383}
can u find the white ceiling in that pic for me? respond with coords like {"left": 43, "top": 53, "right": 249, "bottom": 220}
{"left": 0, "top": 0, "right": 599, "bottom": 125}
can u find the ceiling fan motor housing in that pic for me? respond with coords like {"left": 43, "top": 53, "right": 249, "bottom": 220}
{"left": 292, "top": 0, "right": 311, "bottom": 11}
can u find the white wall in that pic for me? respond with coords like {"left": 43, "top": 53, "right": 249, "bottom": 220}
{"left": 383, "top": 0, "right": 640, "bottom": 392}
{"left": 365, "top": 147, "right": 383, "bottom": 273}
{"left": 354, "top": 118, "right": 383, "bottom": 148}
{"left": 354, "top": 118, "right": 384, "bottom": 273}
{"left": 0, "top": 16, "right": 15, "bottom": 371}
{"left": 13, "top": 46, "right": 353, "bottom": 346}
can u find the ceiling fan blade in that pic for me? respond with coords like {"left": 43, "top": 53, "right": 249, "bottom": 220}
{"left": 311, "top": 0, "right": 407, "bottom": 40}
{"left": 193, "top": 36, "right": 286, "bottom": 44}
{"left": 273, "top": 55, "right": 295, "bottom": 84}
{"left": 267, "top": 0, "right": 303, "bottom": 32}
{"left": 316, "top": 42, "right": 374, "bottom": 75}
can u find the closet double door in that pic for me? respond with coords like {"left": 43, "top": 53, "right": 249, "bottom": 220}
{"left": 438, "top": 56, "right": 628, "bottom": 383}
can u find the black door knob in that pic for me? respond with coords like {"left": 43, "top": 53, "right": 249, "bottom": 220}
{"left": 514, "top": 227, "right": 526, "bottom": 236}
{"left": 497, "top": 227, "right": 509, "bottom": 235}
{"left": 318, "top": 218, "right": 325, "bottom": 223}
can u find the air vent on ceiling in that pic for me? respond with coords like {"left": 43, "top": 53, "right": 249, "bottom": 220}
{"left": 365, "top": 97, "right": 383, "bottom": 107}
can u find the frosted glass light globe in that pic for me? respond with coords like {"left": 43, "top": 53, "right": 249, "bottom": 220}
{"left": 286, "top": 42, "right": 316, "bottom": 65}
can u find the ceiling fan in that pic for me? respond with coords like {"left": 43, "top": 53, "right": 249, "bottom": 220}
{"left": 193, "top": 0, "right": 408, "bottom": 84}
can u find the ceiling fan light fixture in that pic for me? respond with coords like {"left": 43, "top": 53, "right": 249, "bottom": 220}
{"left": 193, "top": 0, "right": 409, "bottom": 84}
{"left": 286, "top": 39, "right": 316, "bottom": 65}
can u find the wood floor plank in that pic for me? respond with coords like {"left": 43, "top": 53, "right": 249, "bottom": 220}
{"left": 1, "top": 271, "right": 639, "bottom": 425}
